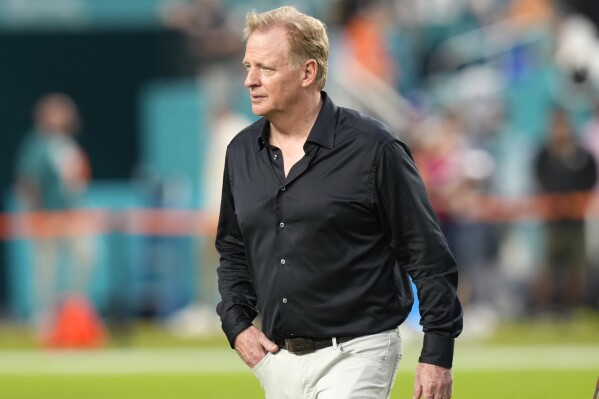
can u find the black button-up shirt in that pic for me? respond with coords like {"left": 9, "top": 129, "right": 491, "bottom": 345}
{"left": 216, "top": 92, "right": 463, "bottom": 368}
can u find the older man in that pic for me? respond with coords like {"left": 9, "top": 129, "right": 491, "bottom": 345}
{"left": 216, "top": 6, "right": 462, "bottom": 399}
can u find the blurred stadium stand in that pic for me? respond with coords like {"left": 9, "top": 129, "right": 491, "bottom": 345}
{"left": 0, "top": 0, "right": 197, "bottom": 321}
{"left": 1, "top": 0, "right": 599, "bottom": 340}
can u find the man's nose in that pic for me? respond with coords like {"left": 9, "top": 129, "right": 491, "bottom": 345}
{"left": 245, "top": 68, "right": 259, "bottom": 87}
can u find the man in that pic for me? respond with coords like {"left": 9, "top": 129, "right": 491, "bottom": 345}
{"left": 216, "top": 6, "right": 462, "bottom": 399}
{"left": 15, "top": 93, "right": 95, "bottom": 340}
{"left": 533, "top": 108, "right": 597, "bottom": 314}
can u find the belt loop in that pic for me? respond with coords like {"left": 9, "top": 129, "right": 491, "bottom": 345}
{"left": 332, "top": 337, "right": 338, "bottom": 349}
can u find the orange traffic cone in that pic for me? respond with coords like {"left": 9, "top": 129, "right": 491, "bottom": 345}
{"left": 45, "top": 294, "right": 107, "bottom": 348}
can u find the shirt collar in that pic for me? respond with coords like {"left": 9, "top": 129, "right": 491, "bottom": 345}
{"left": 256, "top": 91, "right": 337, "bottom": 151}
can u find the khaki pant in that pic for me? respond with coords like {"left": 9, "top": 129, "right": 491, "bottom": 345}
{"left": 252, "top": 328, "right": 401, "bottom": 399}
{"left": 32, "top": 235, "right": 95, "bottom": 334}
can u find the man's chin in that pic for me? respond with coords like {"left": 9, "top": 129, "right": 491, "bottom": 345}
{"left": 251, "top": 105, "right": 269, "bottom": 117}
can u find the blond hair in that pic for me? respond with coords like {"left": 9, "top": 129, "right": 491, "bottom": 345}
{"left": 244, "top": 6, "right": 329, "bottom": 90}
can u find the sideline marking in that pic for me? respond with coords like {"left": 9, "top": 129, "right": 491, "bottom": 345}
{"left": 0, "top": 345, "right": 597, "bottom": 375}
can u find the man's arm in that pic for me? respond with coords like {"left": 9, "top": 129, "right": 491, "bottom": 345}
{"left": 374, "top": 139, "right": 463, "bottom": 397}
{"left": 215, "top": 152, "right": 259, "bottom": 347}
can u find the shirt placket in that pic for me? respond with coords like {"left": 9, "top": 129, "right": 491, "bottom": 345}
{"left": 268, "top": 145, "right": 290, "bottom": 332}
{"left": 271, "top": 144, "right": 318, "bottom": 337}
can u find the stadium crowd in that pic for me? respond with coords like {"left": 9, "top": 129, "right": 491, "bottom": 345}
{"left": 170, "top": 0, "right": 599, "bottom": 330}
{"left": 5, "top": 0, "right": 599, "bottom": 341}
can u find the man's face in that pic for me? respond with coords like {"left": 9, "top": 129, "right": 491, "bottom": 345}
{"left": 243, "top": 27, "right": 303, "bottom": 119}
{"left": 38, "top": 100, "right": 79, "bottom": 135}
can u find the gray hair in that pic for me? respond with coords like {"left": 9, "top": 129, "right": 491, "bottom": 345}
{"left": 243, "top": 6, "right": 329, "bottom": 90}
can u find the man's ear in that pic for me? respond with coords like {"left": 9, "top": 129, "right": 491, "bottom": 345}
{"left": 300, "top": 59, "right": 318, "bottom": 87}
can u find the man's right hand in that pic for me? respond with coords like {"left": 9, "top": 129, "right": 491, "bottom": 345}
{"left": 233, "top": 325, "right": 279, "bottom": 368}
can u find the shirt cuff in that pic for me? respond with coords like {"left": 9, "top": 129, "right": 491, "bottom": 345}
{"left": 419, "top": 333, "right": 455, "bottom": 369}
{"left": 222, "top": 315, "right": 253, "bottom": 349}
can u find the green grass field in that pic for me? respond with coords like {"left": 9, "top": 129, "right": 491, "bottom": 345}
{"left": 0, "top": 316, "right": 598, "bottom": 399}
{"left": 0, "top": 343, "right": 596, "bottom": 398}
{"left": 0, "top": 370, "right": 596, "bottom": 399}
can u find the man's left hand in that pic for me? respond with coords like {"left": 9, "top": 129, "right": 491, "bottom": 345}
{"left": 412, "top": 362, "right": 452, "bottom": 399}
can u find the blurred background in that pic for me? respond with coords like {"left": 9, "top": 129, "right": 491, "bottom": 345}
{"left": 0, "top": 0, "right": 598, "bottom": 397}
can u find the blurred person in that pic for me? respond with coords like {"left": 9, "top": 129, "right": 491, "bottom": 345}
{"left": 166, "top": 104, "right": 252, "bottom": 337}
{"left": 161, "top": 0, "right": 245, "bottom": 107}
{"left": 340, "top": 0, "right": 398, "bottom": 86}
{"left": 482, "top": 107, "right": 541, "bottom": 319}
{"left": 410, "top": 113, "right": 468, "bottom": 296}
{"left": 326, "top": 0, "right": 413, "bottom": 134}
{"left": 15, "top": 93, "right": 95, "bottom": 340}
{"left": 410, "top": 112, "right": 468, "bottom": 229}
{"left": 161, "top": 0, "right": 243, "bottom": 73}
{"left": 161, "top": 0, "right": 246, "bottom": 326}
{"left": 216, "top": 6, "right": 462, "bottom": 399}
{"left": 201, "top": 104, "right": 252, "bottom": 306}
{"left": 532, "top": 108, "right": 597, "bottom": 315}
{"left": 411, "top": 111, "right": 500, "bottom": 333}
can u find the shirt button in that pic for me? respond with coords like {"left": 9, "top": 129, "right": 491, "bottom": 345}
{"left": 280, "top": 259, "right": 286, "bottom": 264}
{"left": 279, "top": 222, "right": 285, "bottom": 228}
{"left": 273, "top": 154, "right": 279, "bottom": 160}
{"left": 280, "top": 186, "right": 286, "bottom": 191}
{"left": 282, "top": 298, "right": 288, "bottom": 304}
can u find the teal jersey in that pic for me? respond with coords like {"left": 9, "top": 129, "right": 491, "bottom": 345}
{"left": 16, "top": 130, "right": 87, "bottom": 210}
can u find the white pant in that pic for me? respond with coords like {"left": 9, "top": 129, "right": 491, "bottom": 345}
{"left": 252, "top": 328, "right": 402, "bottom": 399}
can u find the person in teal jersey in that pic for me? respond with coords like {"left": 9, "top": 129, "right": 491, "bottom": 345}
{"left": 15, "top": 93, "right": 95, "bottom": 341}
